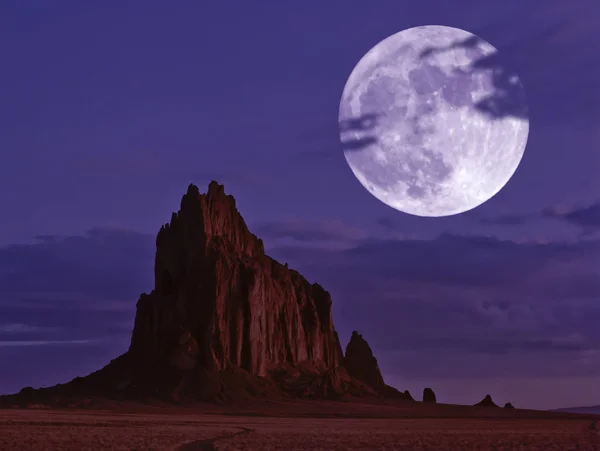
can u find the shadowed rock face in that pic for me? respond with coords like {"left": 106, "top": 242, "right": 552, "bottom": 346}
{"left": 343, "top": 331, "right": 385, "bottom": 391}
{"left": 504, "top": 402, "right": 515, "bottom": 409}
{"left": 129, "top": 182, "right": 344, "bottom": 376}
{"left": 423, "top": 387, "right": 436, "bottom": 403}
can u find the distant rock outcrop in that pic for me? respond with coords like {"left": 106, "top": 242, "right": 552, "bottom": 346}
{"left": 342, "top": 331, "right": 404, "bottom": 398}
{"left": 504, "top": 402, "right": 514, "bottom": 409}
{"left": 404, "top": 390, "right": 414, "bottom": 401}
{"left": 0, "top": 182, "right": 409, "bottom": 405}
{"left": 423, "top": 387, "right": 436, "bottom": 403}
{"left": 475, "top": 394, "right": 498, "bottom": 407}
{"left": 343, "top": 331, "right": 385, "bottom": 390}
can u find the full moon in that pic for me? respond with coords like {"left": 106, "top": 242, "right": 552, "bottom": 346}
{"left": 339, "top": 25, "right": 529, "bottom": 217}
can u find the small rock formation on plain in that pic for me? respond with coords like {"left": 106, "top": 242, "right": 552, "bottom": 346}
{"left": 342, "top": 331, "right": 403, "bottom": 398}
{"left": 504, "top": 402, "right": 514, "bottom": 409}
{"left": 343, "top": 331, "right": 385, "bottom": 390}
{"left": 475, "top": 394, "right": 498, "bottom": 407}
{"left": 423, "top": 387, "right": 436, "bottom": 403}
{"left": 404, "top": 390, "right": 414, "bottom": 401}
{"left": 0, "top": 182, "right": 408, "bottom": 405}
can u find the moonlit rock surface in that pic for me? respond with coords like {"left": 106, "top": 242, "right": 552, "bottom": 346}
{"left": 339, "top": 25, "right": 529, "bottom": 217}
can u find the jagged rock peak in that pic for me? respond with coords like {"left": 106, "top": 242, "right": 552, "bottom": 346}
{"left": 186, "top": 182, "right": 201, "bottom": 197}
{"left": 475, "top": 394, "right": 498, "bottom": 407}
{"left": 185, "top": 180, "right": 225, "bottom": 198}
{"left": 156, "top": 181, "right": 264, "bottom": 261}
{"left": 422, "top": 387, "right": 436, "bottom": 403}
{"left": 343, "top": 331, "right": 385, "bottom": 391}
{"left": 130, "top": 181, "right": 343, "bottom": 380}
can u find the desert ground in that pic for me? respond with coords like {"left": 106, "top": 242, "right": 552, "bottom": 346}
{"left": 1, "top": 401, "right": 600, "bottom": 450}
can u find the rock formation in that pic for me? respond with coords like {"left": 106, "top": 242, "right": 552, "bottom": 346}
{"left": 343, "top": 331, "right": 385, "bottom": 390}
{"left": 404, "top": 390, "right": 414, "bottom": 401}
{"left": 129, "top": 182, "right": 343, "bottom": 377}
{"left": 1, "top": 182, "right": 407, "bottom": 405}
{"left": 475, "top": 394, "right": 498, "bottom": 407}
{"left": 342, "top": 331, "right": 403, "bottom": 398}
{"left": 423, "top": 387, "right": 436, "bottom": 403}
{"left": 504, "top": 402, "right": 515, "bottom": 409}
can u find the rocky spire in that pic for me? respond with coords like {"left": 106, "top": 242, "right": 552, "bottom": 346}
{"left": 343, "top": 331, "right": 385, "bottom": 391}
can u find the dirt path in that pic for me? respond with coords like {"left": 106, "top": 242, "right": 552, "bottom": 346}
{"left": 175, "top": 427, "right": 255, "bottom": 451}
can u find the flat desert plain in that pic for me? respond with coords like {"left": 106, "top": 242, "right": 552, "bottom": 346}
{"left": 1, "top": 401, "right": 600, "bottom": 450}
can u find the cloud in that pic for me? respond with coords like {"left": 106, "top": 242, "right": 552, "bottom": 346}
{"left": 476, "top": 202, "right": 600, "bottom": 234}
{"left": 0, "top": 339, "right": 108, "bottom": 348}
{"left": 459, "top": 1, "right": 600, "bottom": 123}
{"left": 0, "top": 323, "right": 41, "bottom": 333}
{"left": 0, "top": 228, "right": 154, "bottom": 300}
{"left": 0, "top": 230, "right": 142, "bottom": 393}
{"left": 266, "top": 231, "right": 600, "bottom": 378}
{"left": 255, "top": 219, "right": 368, "bottom": 246}
{"left": 543, "top": 202, "right": 600, "bottom": 229}
{"left": 375, "top": 216, "right": 402, "bottom": 231}
{"left": 0, "top": 228, "right": 154, "bottom": 344}
{"left": 0, "top": 338, "right": 130, "bottom": 395}
{"left": 478, "top": 213, "right": 534, "bottom": 226}
{"left": 2, "top": 223, "right": 599, "bottom": 384}
{"left": 380, "top": 332, "right": 592, "bottom": 356}
{"left": 373, "top": 216, "right": 426, "bottom": 240}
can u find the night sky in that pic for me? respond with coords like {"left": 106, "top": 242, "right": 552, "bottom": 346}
{"left": 1, "top": 1, "right": 600, "bottom": 410}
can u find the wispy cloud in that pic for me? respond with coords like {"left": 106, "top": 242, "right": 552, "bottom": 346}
{"left": 0, "top": 339, "right": 104, "bottom": 347}
{"left": 0, "top": 323, "right": 41, "bottom": 333}
{"left": 255, "top": 219, "right": 368, "bottom": 247}
{"left": 475, "top": 201, "right": 600, "bottom": 236}
{"left": 1, "top": 222, "right": 599, "bottom": 383}
{"left": 0, "top": 229, "right": 153, "bottom": 346}
{"left": 543, "top": 202, "right": 600, "bottom": 230}
{"left": 478, "top": 213, "right": 535, "bottom": 226}
{"left": 267, "top": 230, "right": 600, "bottom": 379}
{"left": 0, "top": 228, "right": 154, "bottom": 300}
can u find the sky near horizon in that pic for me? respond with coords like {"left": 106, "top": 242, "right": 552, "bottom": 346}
{"left": 1, "top": 1, "right": 600, "bottom": 410}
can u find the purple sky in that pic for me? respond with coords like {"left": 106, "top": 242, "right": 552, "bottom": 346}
{"left": 1, "top": 1, "right": 600, "bottom": 410}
